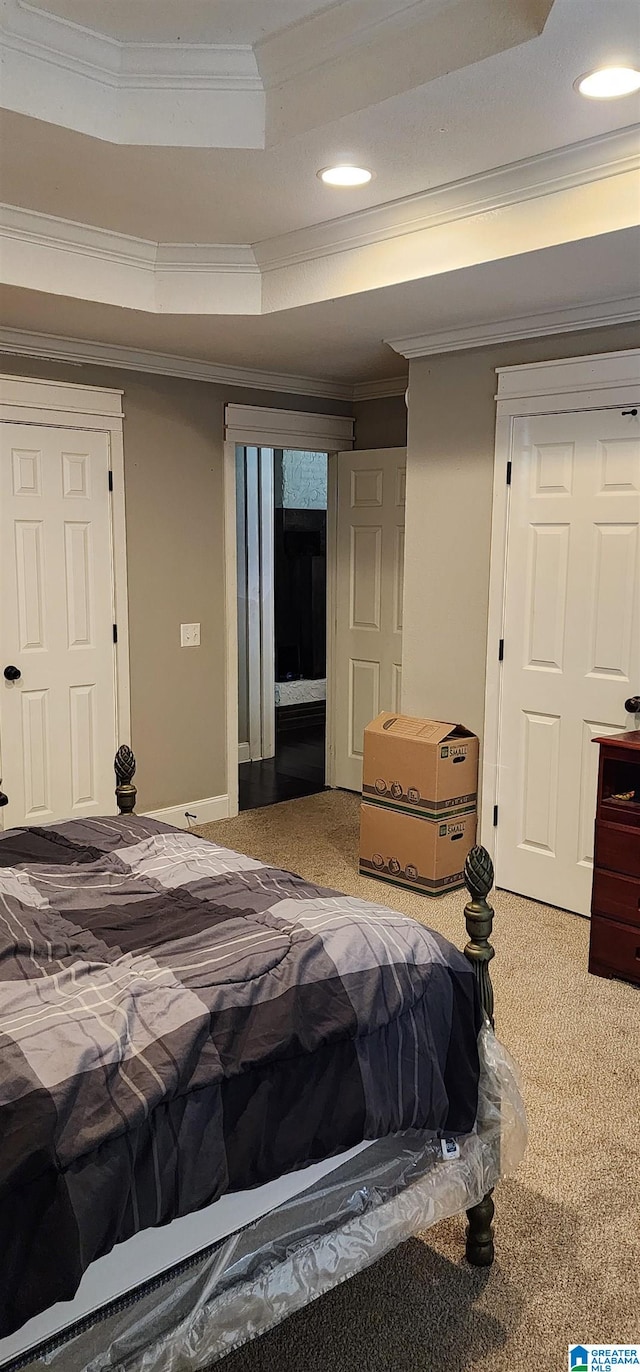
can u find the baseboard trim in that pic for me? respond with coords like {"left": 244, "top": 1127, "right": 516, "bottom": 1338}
{"left": 238, "top": 742, "right": 251, "bottom": 764}
{"left": 145, "top": 795, "right": 230, "bottom": 829}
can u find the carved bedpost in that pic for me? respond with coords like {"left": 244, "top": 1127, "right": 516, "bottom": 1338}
{"left": 115, "top": 746, "right": 137, "bottom": 816}
{"left": 463, "top": 845, "right": 495, "bottom": 1029}
{"left": 463, "top": 844, "right": 496, "bottom": 1267}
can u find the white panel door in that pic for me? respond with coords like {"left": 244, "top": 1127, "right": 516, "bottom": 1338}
{"left": 333, "top": 447, "right": 406, "bottom": 791}
{"left": 1, "top": 423, "right": 118, "bottom": 827}
{"left": 498, "top": 407, "right": 640, "bottom": 915}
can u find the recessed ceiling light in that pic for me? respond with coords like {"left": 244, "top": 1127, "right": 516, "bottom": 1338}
{"left": 318, "top": 165, "right": 373, "bottom": 187}
{"left": 575, "top": 66, "right": 640, "bottom": 99}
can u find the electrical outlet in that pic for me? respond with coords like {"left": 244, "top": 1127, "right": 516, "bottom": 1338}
{"left": 180, "top": 623, "right": 201, "bottom": 647}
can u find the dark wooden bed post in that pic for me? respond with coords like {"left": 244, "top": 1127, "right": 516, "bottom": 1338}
{"left": 115, "top": 745, "right": 137, "bottom": 815}
{"left": 463, "top": 845, "right": 496, "bottom": 1267}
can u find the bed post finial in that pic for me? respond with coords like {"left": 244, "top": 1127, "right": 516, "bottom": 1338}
{"left": 463, "top": 845, "right": 495, "bottom": 1030}
{"left": 463, "top": 844, "right": 496, "bottom": 1268}
{"left": 115, "top": 745, "right": 137, "bottom": 815}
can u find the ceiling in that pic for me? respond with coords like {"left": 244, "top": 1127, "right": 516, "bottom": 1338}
{"left": 2, "top": 2, "right": 637, "bottom": 242}
{"left": 0, "top": 0, "right": 638, "bottom": 390}
{"left": 28, "top": 0, "right": 336, "bottom": 44}
{"left": 2, "top": 228, "right": 638, "bottom": 391}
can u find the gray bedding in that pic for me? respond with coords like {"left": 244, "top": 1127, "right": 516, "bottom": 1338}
{"left": 0, "top": 816, "right": 482, "bottom": 1336}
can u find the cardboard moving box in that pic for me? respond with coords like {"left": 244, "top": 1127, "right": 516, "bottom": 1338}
{"left": 359, "top": 802, "right": 477, "bottom": 896}
{"left": 362, "top": 713, "right": 478, "bottom": 819}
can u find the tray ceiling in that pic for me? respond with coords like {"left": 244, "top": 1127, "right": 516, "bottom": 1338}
{"left": 1, "top": 229, "right": 638, "bottom": 393}
{"left": 0, "top": 0, "right": 638, "bottom": 386}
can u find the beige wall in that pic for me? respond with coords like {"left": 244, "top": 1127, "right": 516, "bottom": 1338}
{"left": 0, "top": 354, "right": 352, "bottom": 810}
{"left": 353, "top": 393, "right": 407, "bottom": 449}
{"left": 402, "top": 324, "right": 640, "bottom": 744}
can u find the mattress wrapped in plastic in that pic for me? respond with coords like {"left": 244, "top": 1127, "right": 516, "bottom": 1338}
{"left": 17, "top": 1024, "right": 526, "bottom": 1372}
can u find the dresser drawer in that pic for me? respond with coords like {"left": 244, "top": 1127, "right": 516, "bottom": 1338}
{"left": 589, "top": 914, "right": 640, "bottom": 985}
{"left": 592, "top": 869, "right": 640, "bottom": 927}
{"left": 594, "top": 821, "right": 640, "bottom": 879}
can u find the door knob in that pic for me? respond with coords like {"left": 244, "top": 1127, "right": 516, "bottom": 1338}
{"left": 625, "top": 696, "right": 640, "bottom": 714}
{"left": 3, "top": 665, "right": 21, "bottom": 682}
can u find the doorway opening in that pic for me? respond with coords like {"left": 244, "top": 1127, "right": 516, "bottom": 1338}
{"left": 236, "top": 446, "right": 328, "bottom": 811}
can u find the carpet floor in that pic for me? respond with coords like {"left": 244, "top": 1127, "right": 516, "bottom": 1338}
{"left": 193, "top": 789, "right": 640, "bottom": 1372}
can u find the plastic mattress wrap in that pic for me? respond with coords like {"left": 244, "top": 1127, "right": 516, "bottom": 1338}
{"left": 24, "top": 1023, "right": 527, "bottom": 1372}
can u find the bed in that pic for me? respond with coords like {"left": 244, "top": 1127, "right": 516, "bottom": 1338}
{"left": 0, "top": 747, "right": 527, "bottom": 1372}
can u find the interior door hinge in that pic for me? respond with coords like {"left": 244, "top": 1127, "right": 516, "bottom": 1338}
{"left": 506, "top": 460, "right": 512, "bottom": 485}
{"left": 108, "top": 470, "right": 113, "bottom": 492}
{"left": 498, "top": 638, "right": 504, "bottom": 661}
{"left": 493, "top": 804, "right": 499, "bottom": 827}
{"left": 113, "top": 624, "right": 118, "bottom": 644}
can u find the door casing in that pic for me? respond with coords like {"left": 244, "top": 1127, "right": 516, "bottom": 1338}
{"left": 481, "top": 348, "right": 640, "bottom": 878}
{"left": 236, "top": 445, "right": 275, "bottom": 765}
{"left": 223, "top": 406, "right": 354, "bottom": 818}
{"left": 0, "top": 373, "right": 130, "bottom": 829}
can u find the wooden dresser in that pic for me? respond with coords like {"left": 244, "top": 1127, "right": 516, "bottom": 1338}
{"left": 589, "top": 730, "right": 640, "bottom": 986}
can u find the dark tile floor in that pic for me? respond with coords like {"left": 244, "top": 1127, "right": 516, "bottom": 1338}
{"left": 239, "top": 722, "right": 326, "bottom": 811}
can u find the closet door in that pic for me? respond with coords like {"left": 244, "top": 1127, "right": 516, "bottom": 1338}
{"left": 1, "top": 422, "right": 118, "bottom": 826}
{"left": 332, "top": 447, "right": 406, "bottom": 791}
{"left": 497, "top": 406, "right": 640, "bottom": 915}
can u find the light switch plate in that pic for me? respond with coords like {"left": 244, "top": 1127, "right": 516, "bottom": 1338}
{"left": 180, "top": 622, "right": 201, "bottom": 647}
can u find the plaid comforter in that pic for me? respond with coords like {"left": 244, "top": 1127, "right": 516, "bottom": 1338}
{"left": 0, "top": 816, "right": 483, "bottom": 1336}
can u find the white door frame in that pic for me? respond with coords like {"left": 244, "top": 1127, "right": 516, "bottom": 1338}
{"left": 258, "top": 447, "right": 276, "bottom": 763}
{"left": 325, "top": 450, "right": 339, "bottom": 788}
{"left": 480, "top": 347, "right": 640, "bottom": 871}
{"left": 0, "top": 374, "right": 131, "bottom": 826}
{"left": 223, "top": 438, "right": 240, "bottom": 817}
{"left": 223, "top": 405, "right": 354, "bottom": 818}
{"left": 238, "top": 445, "right": 275, "bottom": 765}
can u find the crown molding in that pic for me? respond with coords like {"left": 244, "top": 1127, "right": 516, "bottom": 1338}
{"left": 0, "top": 205, "right": 259, "bottom": 273}
{"left": 0, "top": 325, "right": 410, "bottom": 403}
{"left": 0, "top": 326, "right": 356, "bottom": 400}
{"left": 1, "top": 0, "right": 553, "bottom": 148}
{"left": 3, "top": 318, "right": 635, "bottom": 404}
{"left": 0, "top": 204, "right": 262, "bottom": 313}
{"left": 0, "top": 203, "right": 158, "bottom": 269}
{"left": 7, "top": 2, "right": 262, "bottom": 85}
{"left": 386, "top": 295, "right": 640, "bottom": 359}
{"left": 3, "top": 123, "right": 639, "bottom": 316}
{"left": 256, "top": 0, "right": 427, "bottom": 89}
{"left": 258, "top": 0, "right": 555, "bottom": 144}
{"left": 0, "top": 0, "right": 264, "bottom": 146}
{"left": 256, "top": 126, "right": 640, "bottom": 273}
{"left": 352, "top": 377, "right": 408, "bottom": 401}
{"left": 154, "top": 244, "right": 258, "bottom": 276}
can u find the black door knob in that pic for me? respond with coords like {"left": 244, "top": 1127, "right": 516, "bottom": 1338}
{"left": 624, "top": 696, "right": 640, "bottom": 714}
{"left": 3, "top": 666, "right": 21, "bottom": 682}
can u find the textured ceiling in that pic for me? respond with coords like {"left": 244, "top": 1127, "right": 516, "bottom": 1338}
{"left": 1, "top": 0, "right": 638, "bottom": 384}
{"left": 19, "top": 0, "right": 337, "bottom": 44}
{"left": 1, "top": 1, "right": 637, "bottom": 243}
